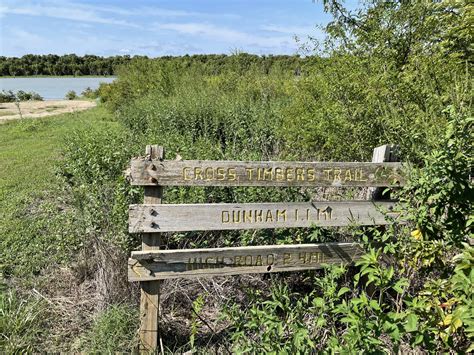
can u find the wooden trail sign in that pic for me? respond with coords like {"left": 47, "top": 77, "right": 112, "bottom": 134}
{"left": 128, "top": 242, "right": 363, "bottom": 281}
{"left": 129, "top": 159, "right": 404, "bottom": 187}
{"left": 127, "top": 144, "right": 401, "bottom": 353}
{"left": 129, "top": 201, "right": 399, "bottom": 233}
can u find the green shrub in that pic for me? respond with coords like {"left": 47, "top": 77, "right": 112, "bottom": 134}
{"left": 57, "top": 125, "right": 142, "bottom": 251}
{"left": 65, "top": 90, "right": 77, "bottom": 100}
{"left": 81, "top": 87, "right": 98, "bottom": 99}
{"left": 223, "top": 112, "right": 473, "bottom": 353}
{"left": 0, "top": 291, "right": 46, "bottom": 353}
{"left": 79, "top": 304, "right": 139, "bottom": 352}
{"left": 0, "top": 90, "right": 43, "bottom": 102}
{"left": 0, "top": 90, "right": 16, "bottom": 103}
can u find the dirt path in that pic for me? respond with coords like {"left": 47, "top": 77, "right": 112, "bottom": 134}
{"left": 0, "top": 100, "right": 97, "bottom": 122}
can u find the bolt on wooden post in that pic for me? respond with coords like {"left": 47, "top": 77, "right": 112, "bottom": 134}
{"left": 139, "top": 145, "right": 164, "bottom": 353}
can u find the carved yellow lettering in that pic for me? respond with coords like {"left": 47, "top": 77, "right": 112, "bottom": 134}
{"left": 295, "top": 168, "right": 304, "bottom": 181}
{"left": 245, "top": 255, "right": 252, "bottom": 266}
{"left": 246, "top": 168, "right": 254, "bottom": 180}
{"left": 286, "top": 167, "right": 294, "bottom": 182}
{"left": 263, "top": 168, "right": 273, "bottom": 181}
{"left": 233, "top": 210, "right": 242, "bottom": 223}
{"left": 299, "top": 252, "right": 309, "bottom": 263}
{"left": 266, "top": 254, "right": 275, "bottom": 265}
{"left": 323, "top": 169, "right": 332, "bottom": 181}
{"left": 344, "top": 169, "right": 353, "bottom": 182}
{"left": 307, "top": 168, "right": 315, "bottom": 182}
{"left": 205, "top": 167, "right": 214, "bottom": 180}
{"left": 265, "top": 210, "right": 274, "bottom": 222}
{"left": 355, "top": 169, "right": 368, "bottom": 182}
{"left": 283, "top": 253, "right": 292, "bottom": 265}
{"left": 310, "top": 252, "right": 320, "bottom": 264}
{"left": 257, "top": 168, "right": 265, "bottom": 181}
{"left": 228, "top": 168, "right": 237, "bottom": 181}
{"left": 334, "top": 168, "right": 342, "bottom": 181}
{"left": 187, "top": 258, "right": 195, "bottom": 270}
{"left": 294, "top": 209, "right": 299, "bottom": 221}
{"left": 243, "top": 210, "right": 253, "bottom": 223}
{"left": 255, "top": 255, "right": 262, "bottom": 266}
{"left": 275, "top": 167, "right": 284, "bottom": 181}
{"left": 319, "top": 206, "right": 333, "bottom": 220}
{"left": 276, "top": 209, "right": 287, "bottom": 222}
{"left": 255, "top": 210, "right": 263, "bottom": 222}
{"left": 183, "top": 167, "right": 191, "bottom": 181}
{"left": 194, "top": 167, "right": 203, "bottom": 180}
{"left": 216, "top": 167, "right": 225, "bottom": 180}
{"left": 222, "top": 211, "right": 230, "bottom": 223}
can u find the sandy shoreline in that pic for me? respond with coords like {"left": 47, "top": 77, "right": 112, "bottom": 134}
{"left": 0, "top": 99, "right": 97, "bottom": 122}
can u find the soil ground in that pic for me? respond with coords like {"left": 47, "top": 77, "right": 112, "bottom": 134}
{"left": 0, "top": 100, "right": 96, "bottom": 122}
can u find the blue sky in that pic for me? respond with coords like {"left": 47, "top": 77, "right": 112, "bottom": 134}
{"left": 0, "top": 0, "right": 358, "bottom": 57}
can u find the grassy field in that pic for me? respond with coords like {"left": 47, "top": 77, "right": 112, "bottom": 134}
{"left": 0, "top": 106, "right": 143, "bottom": 353}
{"left": 0, "top": 106, "right": 114, "bottom": 206}
{"left": 0, "top": 107, "right": 119, "bottom": 276}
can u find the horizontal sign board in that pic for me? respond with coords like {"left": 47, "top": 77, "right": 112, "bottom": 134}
{"left": 129, "top": 159, "right": 404, "bottom": 187}
{"left": 128, "top": 242, "right": 362, "bottom": 281}
{"left": 129, "top": 201, "right": 399, "bottom": 233}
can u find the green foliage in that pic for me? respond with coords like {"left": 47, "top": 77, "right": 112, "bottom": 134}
{"left": 65, "top": 90, "right": 77, "bottom": 100}
{"left": 0, "top": 90, "right": 15, "bottom": 102}
{"left": 81, "top": 87, "right": 99, "bottom": 99}
{"left": 79, "top": 304, "right": 139, "bottom": 352}
{"left": 451, "top": 244, "right": 474, "bottom": 352}
{"left": 399, "top": 109, "right": 473, "bottom": 245}
{"left": 0, "top": 54, "right": 131, "bottom": 76}
{"left": 0, "top": 107, "right": 116, "bottom": 276}
{"left": 0, "top": 290, "right": 46, "bottom": 353}
{"left": 225, "top": 282, "right": 316, "bottom": 353}
{"left": 16, "top": 90, "right": 43, "bottom": 101}
{"left": 190, "top": 295, "right": 204, "bottom": 350}
{"left": 0, "top": 89, "right": 43, "bottom": 102}
{"left": 57, "top": 124, "right": 142, "bottom": 250}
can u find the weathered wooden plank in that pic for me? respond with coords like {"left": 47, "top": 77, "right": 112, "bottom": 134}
{"left": 129, "top": 159, "right": 404, "bottom": 187}
{"left": 367, "top": 144, "right": 400, "bottom": 200}
{"left": 129, "top": 201, "right": 399, "bottom": 233}
{"left": 128, "top": 242, "right": 363, "bottom": 281}
{"left": 140, "top": 145, "right": 164, "bottom": 353}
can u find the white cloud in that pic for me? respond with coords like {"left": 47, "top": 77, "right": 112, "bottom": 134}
{"left": 0, "top": 1, "right": 140, "bottom": 27}
{"left": 0, "top": 1, "right": 302, "bottom": 56}
{"left": 155, "top": 22, "right": 294, "bottom": 50}
{"left": 0, "top": 0, "right": 239, "bottom": 29}
{"left": 81, "top": 4, "right": 236, "bottom": 19}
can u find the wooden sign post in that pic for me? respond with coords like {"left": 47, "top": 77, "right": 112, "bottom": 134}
{"left": 128, "top": 145, "right": 404, "bottom": 353}
{"left": 139, "top": 145, "right": 164, "bottom": 353}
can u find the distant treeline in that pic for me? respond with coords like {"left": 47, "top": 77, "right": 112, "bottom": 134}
{"left": 0, "top": 53, "right": 314, "bottom": 77}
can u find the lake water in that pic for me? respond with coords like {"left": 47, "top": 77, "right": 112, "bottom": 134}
{"left": 0, "top": 77, "right": 116, "bottom": 100}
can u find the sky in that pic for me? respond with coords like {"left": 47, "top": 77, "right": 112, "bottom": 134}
{"left": 0, "top": 0, "right": 358, "bottom": 57}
